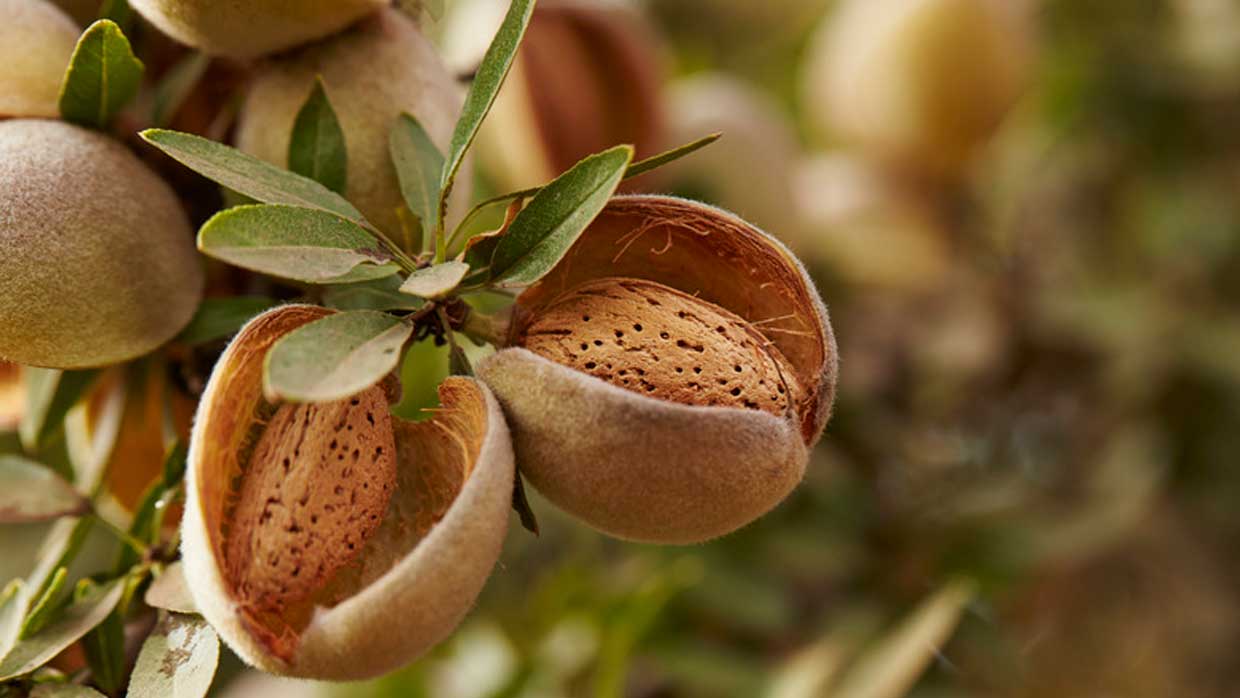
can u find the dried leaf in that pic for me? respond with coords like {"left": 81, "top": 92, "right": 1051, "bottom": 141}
{"left": 127, "top": 613, "right": 219, "bottom": 698}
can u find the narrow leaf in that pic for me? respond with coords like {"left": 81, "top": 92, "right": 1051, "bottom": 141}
{"left": 441, "top": 0, "right": 536, "bottom": 205}
{"left": 58, "top": 20, "right": 144, "bottom": 129}
{"left": 20, "top": 368, "right": 100, "bottom": 452}
{"left": 390, "top": 112, "right": 444, "bottom": 241}
{"left": 400, "top": 261, "right": 470, "bottom": 299}
{"left": 177, "top": 297, "right": 276, "bottom": 345}
{"left": 289, "top": 78, "right": 348, "bottom": 195}
{"left": 0, "top": 456, "right": 88, "bottom": 524}
{"left": 625, "top": 132, "right": 721, "bottom": 179}
{"left": 491, "top": 145, "right": 633, "bottom": 287}
{"left": 454, "top": 133, "right": 721, "bottom": 240}
{"left": 324, "top": 276, "right": 427, "bottom": 312}
{"left": 20, "top": 567, "right": 68, "bottom": 638}
{"left": 0, "top": 579, "right": 124, "bottom": 681}
{"left": 144, "top": 563, "right": 197, "bottom": 615}
{"left": 140, "top": 130, "right": 363, "bottom": 221}
{"left": 0, "top": 581, "right": 24, "bottom": 661}
{"left": 198, "top": 205, "right": 398, "bottom": 284}
{"left": 151, "top": 52, "right": 210, "bottom": 127}
{"left": 26, "top": 519, "right": 93, "bottom": 606}
{"left": 831, "top": 580, "right": 975, "bottom": 698}
{"left": 81, "top": 609, "right": 126, "bottom": 695}
{"left": 127, "top": 613, "right": 219, "bottom": 698}
{"left": 264, "top": 311, "right": 413, "bottom": 403}
{"left": 512, "top": 472, "right": 539, "bottom": 535}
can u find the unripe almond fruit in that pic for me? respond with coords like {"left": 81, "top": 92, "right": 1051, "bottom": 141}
{"left": 0, "top": 0, "right": 79, "bottom": 118}
{"left": 182, "top": 305, "right": 514, "bottom": 680}
{"left": 235, "top": 8, "right": 468, "bottom": 237}
{"left": 477, "top": 196, "right": 837, "bottom": 544}
{"left": 803, "top": 0, "right": 1033, "bottom": 176}
{"left": 448, "top": 0, "right": 666, "bottom": 191}
{"left": 127, "top": 0, "right": 387, "bottom": 60}
{"left": 0, "top": 120, "right": 204, "bottom": 369}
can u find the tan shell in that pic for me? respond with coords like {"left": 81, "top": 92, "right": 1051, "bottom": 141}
{"left": 182, "top": 305, "right": 515, "bottom": 679}
{"left": 127, "top": 0, "right": 387, "bottom": 59}
{"left": 0, "top": 120, "right": 204, "bottom": 369}
{"left": 235, "top": 8, "right": 467, "bottom": 238}
{"left": 472, "top": 0, "right": 666, "bottom": 191}
{"left": 0, "top": 0, "right": 79, "bottom": 118}
{"left": 519, "top": 277, "right": 801, "bottom": 416}
{"left": 802, "top": 0, "right": 1033, "bottom": 175}
{"left": 477, "top": 196, "right": 836, "bottom": 543}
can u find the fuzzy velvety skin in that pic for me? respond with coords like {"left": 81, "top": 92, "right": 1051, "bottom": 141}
{"left": 478, "top": 196, "right": 837, "bottom": 544}
{"left": 0, "top": 0, "right": 79, "bottom": 118}
{"left": 182, "top": 306, "right": 515, "bottom": 680}
{"left": 127, "top": 0, "right": 386, "bottom": 59}
{"left": 0, "top": 120, "right": 203, "bottom": 369}
{"left": 235, "top": 8, "right": 466, "bottom": 238}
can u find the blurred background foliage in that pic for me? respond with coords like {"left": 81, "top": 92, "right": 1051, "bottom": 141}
{"left": 9, "top": 0, "right": 1240, "bottom": 695}
{"left": 244, "top": 0, "right": 1240, "bottom": 694}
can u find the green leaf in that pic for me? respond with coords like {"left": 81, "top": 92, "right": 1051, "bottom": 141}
{"left": 127, "top": 613, "right": 219, "bottom": 698}
{"left": 25, "top": 519, "right": 93, "bottom": 607}
{"left": 81, "top": 608, "right": 125, "bottom": 695}
{"left": 393, "top": 339, "right": 449, "bottom": 421}
{"left": 198, "top": 205, "right": 398, "bottom": 284}
{"left": 490, "top": 145, "right": 633, "bottom": 287}
{"left": 163, "top": 440, "right": 188, "bottom": 489}
{"left": 20, "top": 567, "right": 68, "bottom": 639}
{"left": 0, "top": 580, "right": 24, "bottom": 661}
{"left": 289, "top": 77, "right": 348, "bottom": 195}
{"left": 0, "top": 579, "right": 124, "bottom": 681}
{"left": 0, "top": 456, "right": 88, "bottom": 524}
{"left": 264, "top": 311, "right": 413, "bottom": 403}
{"left": 625, "top": 132, "right": 721, "bottom": 180}
{"left": 453, "top": 133, "right": 721, "bottom": 243}
{"left": 324, "top": 276, "right": 427, "bottom": 312}
{"left": 440, "top": 0, "right": 536, "bottom": 211}
{"left": 20, "top": 369, "right": 100, "bottom": 453}
{"left": 140, "top": 129, "right": 363, "bottom": 221}
{"left": 150, "top": 52, "right": 209, "bottom": 127}
{"left": 144, "top": 563, "right": 197, "bottom": 615}
{"left": 177, "top": 297, "right": 276, "bottom": 345}
{"left": 58, "top": 20, "right": 144, "bottom": 129}
{"left": 390, "top": 113, "right": 445, "bottom": 244}
{"left": 400, "top": 261, "right": 470, "bottom": 299}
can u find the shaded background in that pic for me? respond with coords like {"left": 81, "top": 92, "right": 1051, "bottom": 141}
{"left": 226, "top": 0, "right": 1240, "bottom": 695}
{"left": 17, "top": 0, "right": 1240, "bottom": 695}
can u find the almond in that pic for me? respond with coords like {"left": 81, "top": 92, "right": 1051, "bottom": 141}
{"left": 518, "top": 277, "right": 799, "bottom": 416}
{"left": 477, "top": 196, "right": 837, "bottom": 544}
{"left": 224, "top": 387, "right": 396, "bottom": 626}
{"left": 182, "top": 306, "right": 515, "bottom": 679}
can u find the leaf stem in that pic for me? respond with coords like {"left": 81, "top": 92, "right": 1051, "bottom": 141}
{"left": 92, "top": 514, "right": 149, "bottom": 558}
{"left": 459, "top": 307, "right": 511, "bottom": 347}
